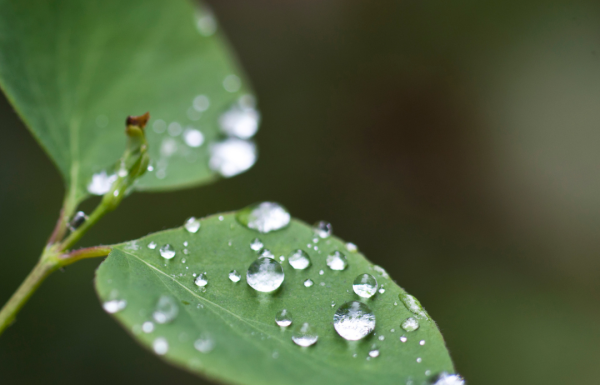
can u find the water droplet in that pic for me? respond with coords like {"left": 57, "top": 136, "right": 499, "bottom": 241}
{"left": 219, "top": 100, "right": 260, "bottom": 139}
{"left": 196, "top": 8, "right": 217, "bottom": 36}
{"left": 194, "top": 335, "right": 215, "bottom": 353}
{"left": 194, "top": 273, "right": 208, "bottom": 287}
{"left": 420, "top": 340, "right": 426, "bottom": 346}
{"left": 210, "top": 138, "right": 256, "bottom": 177}
{"left": 400, "top": 336, "right": 408, "bottom": 343}
{"left": 193, "top": 95, "right": 210, "bottom": 111}
{"left": 394, "top": 302, "right": 398, "bottom": 306}
{"left": 399, "top": 293, "right": 429, "bottom": 319}
{"left": 68, "top": 211, "right": 88, "bottom": 231}
{"left": 218, "top": 215, "right": 224, "bottom": 221}
{"left": 303, "top": 279, "right": 314, "bottom": 287}
{"left": 250, "top": 238, "right": 263, "bottom": 251}
{"left": 183, "top": 241, "right": 188, "bottom": 247}
{"left": 279, "top": 256, "right": 285, "bottom": 262}
{"left": 184, "top": 217, "right": 201, "bottom": 233}
{"left": 326, "top": 251, "right": 348, "bottom": 271}
{"left": 319, "top": 270, "right": 324, "bottom": 275}
{"left": 147, "top": 242, "right": 157, "bottom": 250}
{"left": 352, "top": 274, "right": 378, "bottom": 298}
{"left": 425, "top": 370, "right": 432, "bottom": 376}
{"left": 275, "top": 309, "right": 293, "bottom": 327}
{"left": 390, "top": 328, "right": 395, "bottom": 333}
{"left": 401, "top": 317, "right": 420, "bottom": 332}
{"left": 153, "top": 337, "right": 169, "bottom": 355}
{"left": 378, "top": 288, "right": 386, "bottom": 294}
{"left": 378, "top": 335, "right": 385, "bottom": 341}
{"left": 416, "top": 357, "right": 422, "bottom": 363}
{"left": 236, "top": 202, "right": 290, "bottom": 233}
{"left": 153, "top": 295, "right": 179, "bottom": 324}
{"left": 223, "top": 74, "right": 241, "bottom": 92}
{"left": 368, "top": 349, "right": 380, "bottom": 358}
{"left": 183, "top": 128, "right": 204, "bottom": 147}
{"left": 260, "top": 249, "right": 275, "bottom": 259}
{"left": 373, "top": 265, "right": 390, "bottom": 279}
{"left": 432, "top": 372, "right": 465, "bottom": 385}
{"left": 87, "top": 171, "right": 117, "bottom": 195}
{"left": 288, "top": 249, "right": 311, "bottom": 270}
{"left": 333, "top": 301, "right": 376, "bottom": 341}
{"left": 291, "top": 323, "right": 318, "bottom": 347}
{"left": 346, "top": 242, "right": 358, "bottom": 252}
{"left": 246, "top": 257, "right": 285, "bottom": 292}
{"left": 159, "top": 244, "right": 176, "bottom": 260}
{"left": 228, "top": 270, "right": 241, "bottom": 282}
{"left": 313, "top": 221, "right": 332, "bottom": 238}
{"left": 103, "top": 299, "right": 127, "bottom": 314}
{"left": 142, "top": 321, "right": 154, "bottom": 333}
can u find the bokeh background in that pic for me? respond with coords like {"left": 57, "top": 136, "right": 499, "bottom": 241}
{"left": 2, "top": 0, "right": 600, "bottom": 383}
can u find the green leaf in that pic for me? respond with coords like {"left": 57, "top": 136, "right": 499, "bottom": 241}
{"left": 0, "top": 0, "right": 257, "bottom": 203}
{"left": 95, "top": 208, "right": 456, "bottom": 385}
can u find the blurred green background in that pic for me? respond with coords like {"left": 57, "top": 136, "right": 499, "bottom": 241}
{"left": 2, "top": 0, "right": 600, "bottom": 383}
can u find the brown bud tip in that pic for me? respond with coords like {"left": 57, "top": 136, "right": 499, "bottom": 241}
{"left": 126, "top": 112, "right": 150, "bottom": 129}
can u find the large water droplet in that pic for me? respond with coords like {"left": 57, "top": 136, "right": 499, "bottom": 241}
{"left": 326, "top": 251, "right": 348, "bottom": 271}
{"left": 229, "top": 270, "right": 241, "bottom": 282}
{"left": 292, "top": 323, "right": 318, "bottom": 347}
{"left": 68, "top": 211, "right": 88, "bottom": 231}
{"left": 399, "top": 293, "right": 429, "bottom": 319}
{"left": 303, "top": 279, "right": 314, "bottom": 287}
{"left": 246, "top": 257, "right": 285, "bottom": 292}
{"left": 250, "top": 238, "right": 263, "bottom": 251}
{"left": 353, "top": 274, "right": 378, "bottom": 298}
{"left": 236, "top": 202, "right": 291, "bottom": 233}
{"left": 194, "top": 273, "right": 208, "bottom": 287}
{"left": 184, "top": 217, "right": 201, "bottom": 233}
{"left": 333, "top": 301, "right": 376, "bottom": 341}
{"left": 401, "top": 317, "right": 420, "bottom": 332}
{"left": 194, "top": 335, "right": 215, "bottom": 353}
{"left": 103, "top": 299, "right": 127, "bottom": 314}
{"left": 288, "top": 249, "right": 311, "bottom": 270}
{"left": 209, "top": 138, "right": 256, "bottom": 177}
{"left": 219, "top": 100, "right": 260, "bottom": 139}
{"left": 313, "top": 221, "right": 332, "bottom": 238}
{"left": 153, "top": 295, "right": 179, "bottom": 324}
{"left": 159, "top": 244, "right": 176, "bottom": 260}
{"left": 432, "top": 372, "right": 465, "bottom": 385}
{"left": 153, "top": 337, "right": 169, "bottom": 355}
{"left": 275, "top": 309, "right": 292, "bottom": 327}
{"left": 87, "top": 171, "right": 117, "bottom": 195}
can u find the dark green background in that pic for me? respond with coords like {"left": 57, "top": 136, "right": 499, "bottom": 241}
{"left": 1, "top": 1, "right": 600, "bottom": 384}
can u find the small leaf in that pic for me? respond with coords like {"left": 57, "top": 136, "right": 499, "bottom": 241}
{"left": 0, "top": 0, "right": 258, "bottom": 203}
{"left": 95, "top": 210, "right": 456, "bottom": 385}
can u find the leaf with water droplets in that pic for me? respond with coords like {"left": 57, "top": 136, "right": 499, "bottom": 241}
{"left": 0, "top": 0, "right": 258, "bottom": 204}
{"left": 95, "top": 209, "right": 457, "bottom": 385}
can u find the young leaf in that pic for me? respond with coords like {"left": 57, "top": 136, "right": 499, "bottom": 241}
{"left": 0, "top": 0, "right": 257, "bottom": 204}
{"left": 95, "top": 207, "right": 456, "bottom": 385}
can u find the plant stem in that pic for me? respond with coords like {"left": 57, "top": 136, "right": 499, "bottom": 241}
{"left": 0, "top": 255, "right": 58, "bottom": 335}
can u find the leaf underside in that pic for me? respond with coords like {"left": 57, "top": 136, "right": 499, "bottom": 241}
{"left": 95, "top": 212, "right": 455, "bottom": 385}
{"left": 0, "top": 0, "right": 254, "bottom": 203}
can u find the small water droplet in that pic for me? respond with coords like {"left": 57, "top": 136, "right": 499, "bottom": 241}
{"left": 288, "top": 250, "right": 311, "bottom": 270}
{"left": 390, "top": 328, "right": 395, "bottom": 333}
{"left": 275, "top": 309, "right": 293, "bottom": 327}
{"left": 147, "top": 241, "right": 157, "bottom": 250}
{"left": 260, "top": 249, "right": 275, "bottom": 259}
{"left": 420, "top": 340, "right": 426, "bottom": 346}
{"left": 326, "top": 251, "right": 348, "bottom": 271}
{"left": 425, "top": 370, "right": 432, "bottom": 376}
{"left": 378, "top": 335, "right": 385, "bottom": 341}
{"left": 346, "top": 242, "right": 358, "bottom": 252}
{"left": 250, "top": 238, "right": 263, "bottom": 251}
{"left": 303, "top": 279, "right": 314, "bottom": 287}
{"left": 142, "top": 321, "right": 154, "bottom": 333}
{"left": 246, "top": 257, "right": 285, "bottom": 292}
{"left": 194, "top": 335, "right": 215, "bottom": 353}
{"left": 400, "top": 336, "right": 408, "bottom": 343}
{"left": 219, "top": 99, "right": 260, "bottom": 139}
{"left": 333, "top": 301, "right": 376, "bottom": 341}
{"left": 378, "top": 288, "right": 386, "bottom": 294}
{"left": 228, "top": 269, "right": 241, "bottom": 282}
{"left": 399, "top": 293, "right": 429, "bottom": 319}
{"left": 209, "top": 138, "right": 256, "bottom": 177}
{"left": 183, "top": 128, "right": 204, "bottom": 147}
{"left": 218, "top": 215, "right": 224, "bottom": 221}
{"left": 313, "top": 221, "right": 332, "bottom": 238}
{"left": 236, "top": 202, "right": 290, "bottom": 233}
{"left": 223, "top": 74, "right": 241, "bottom": 92}
{"left": 368, "top": 349, "right": 380, "bottom": 358}
{"left": 416, "top": 357, "right": 422, "bottom": 363}
{"left": 87, "top": 171, "right": 117, "bottom": 195}
{"left": 153, "top": 337, "right": 169, "bottom": 355}
{"left": 353, "top": 274, "right": 378, "bottom": 298}
{"left": 292, "top": 323, "right": 318, "bottom": 347}
{"left": 432, "top": 372, "right": 465, "bottom": 385}
{"left": 194, "top": 273, "right": 208, "bottom": 287}
{"left": 159, "top": 244, "right": 176, "bottom": 260}
{"left": 319, "top": 270, "right": 324, "bottom": 275}
{"left": 394, "top": 302, "right": 398, "bottom": 306}
{"left": 183, "top": 242, "right": 189, "bottom": 248}
{"left": 68, "top": 211, "right": 88, "bottom": 231}
{"left": 153, "top": 295, "right": 179, "bottom": 324}
{"left": 103, "top": 299, "right": 127, "bottom": 314}
{"left": 402, "top": 317, "right": 420, "bottom": 332}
